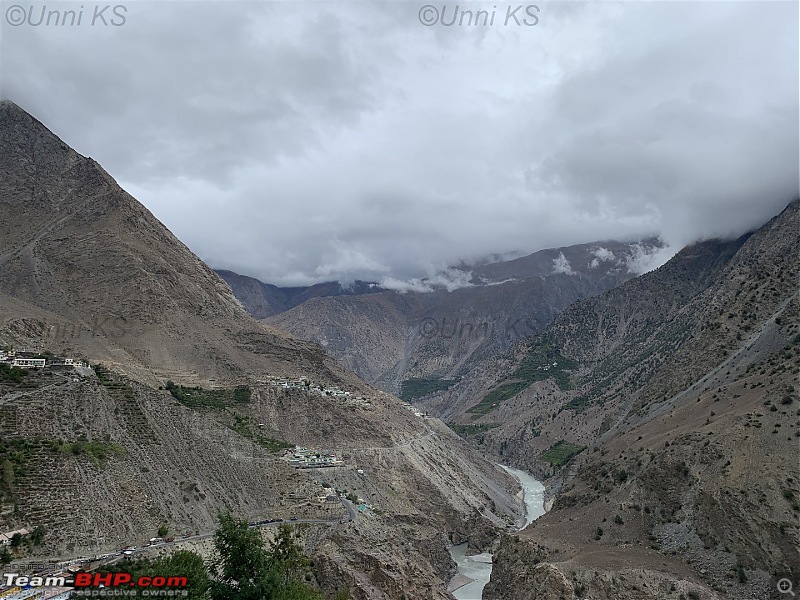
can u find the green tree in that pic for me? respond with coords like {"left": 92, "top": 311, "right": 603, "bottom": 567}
{"left": 10, "top": 533, "right": 22, "bottom": 548}
{"left": 30, "top": 525, "right": 45, "bottom": 546}
{"left": 0, "top": 546, "right": 11, "bottom": 565}
{"left": 159, "top": 550, "right": 210, "bottom": 598}
{"left": 209, "top": 512, "right": 270, "bottom": 598}
{"left": 208, "top": 513, "right": 326, "bottom": 600}
{"left": 268, "top": 525, "right": 313, "bottom": 588}
{"left": 158, "top": 523, "right": 169, "bottom": 538}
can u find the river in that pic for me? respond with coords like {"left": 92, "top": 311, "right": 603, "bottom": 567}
{"left": 448, "top": 465, "right": 545, "bottom": 600}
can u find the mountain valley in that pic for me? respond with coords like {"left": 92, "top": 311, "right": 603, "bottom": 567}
{"left": 1, "top": 98, "right": 797, "bottom": 600}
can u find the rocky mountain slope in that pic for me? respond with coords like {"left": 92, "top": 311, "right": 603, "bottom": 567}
{"left": 0, "top": 99, "right": 522, "bottom": 599}
{"left": 215, "top": 270, "right": 382, "bottom": 320}
{"left": 431, "top": 199, "right": 799, "bottom": 599}
{"left": 259, "top": 239, "right": 662, "bottom": 395}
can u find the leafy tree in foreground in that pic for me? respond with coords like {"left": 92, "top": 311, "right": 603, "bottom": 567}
{"left": 208, "top": 512, "right": 326, "bottom": 600}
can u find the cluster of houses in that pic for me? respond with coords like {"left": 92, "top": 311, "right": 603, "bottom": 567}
{"left": 284, "top": 447, "right": 344, "bottom": 469}
{"left": 315, "top": 485, "right": 340, "bottom": 505}
{"left": 260, "top": 376, "right": 372, "bottom": 406}
{"left": 0, "top": 349, "right": 89, "bottom": 371}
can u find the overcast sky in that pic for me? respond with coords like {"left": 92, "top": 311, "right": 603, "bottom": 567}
{"left": 2, "top": 0, "right": 798, "bottom": 286}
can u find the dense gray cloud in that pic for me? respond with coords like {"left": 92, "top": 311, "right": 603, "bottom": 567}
{"left": 2, "top": 0, "right": 797, "bottom": 285}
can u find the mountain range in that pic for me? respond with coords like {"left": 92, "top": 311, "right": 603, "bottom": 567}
{"left": 221, "top": 239, "right": 664, "bottom": 396}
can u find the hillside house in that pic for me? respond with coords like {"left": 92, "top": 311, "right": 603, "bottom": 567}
{"left": 11, "top": 358, "right": 46, "bottom": 369}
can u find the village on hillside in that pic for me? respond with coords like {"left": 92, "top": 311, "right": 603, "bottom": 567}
{"left": 0, "top": 349, "right": 90, "bottom": 372}
{"left": 258, "top": 375, "right": 374, "bottom": 408}
{"left": 282, "top": 447, "right": 344, "bottom": 469}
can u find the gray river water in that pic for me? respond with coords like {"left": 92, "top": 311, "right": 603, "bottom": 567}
{"left": 448, "top": 465, "right": 545, "bottom": 600}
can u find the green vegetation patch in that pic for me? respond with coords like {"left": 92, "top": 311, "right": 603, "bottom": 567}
{"left": 231, "top": 415, "right": 294, "bottom": 453}
{"left": 512, "top": 344, "right": 577, "bottom": 391}
{"left": 540, "top": 440, "right": 586, "bottom": 467}
{"left": 165, "top": 380, "right": 252, "bottom": 410}
{"left": 466, "top": 382, "right": 529, "bottom": 416}
{"left": 449, "top": 422, "right": 500, "bottom": 436}
{"left": 56, "top": 440, "right": 127, "bottom": 465}
{"left": 468, "top": 344, "right": 576, "bottom": 417}
{"left": 0, "top": 439, "right": 41, "bottom": 502}
{"left": 399, "top": 377, "right": 460, "bottom": 401}
{"left": 562, "top": 394, "right": 591, "bottom": 412}
{"left": 164, "top": 380, "right": 289, "bottom": 452}
{"left": 1, "top": 438, "right": 127, "bottom": 502}
{"left": 232, "top": 386, "right": 252, "bottom": 403}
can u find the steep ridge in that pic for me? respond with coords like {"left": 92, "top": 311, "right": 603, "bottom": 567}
{"left": 441, "top": 200, "right": 799, "bottom": 599}
{"left": 429, "top": 235, "right": 749, "bottom": 465}
{"left": 0, "top": 100, "right": 522, "bottom": 598}
{"left": 262, "top": 240, "right": 662, "bottom": 395}
{"left": 0, "top": 99, "right": 349, "bottom": 388}
{"left": 215, "top": 270, "right": 382, "bottom": 320}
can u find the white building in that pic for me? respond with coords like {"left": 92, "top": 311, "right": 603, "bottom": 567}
{"left": 12, "top": 358, "right": 45, "bottom": 369}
